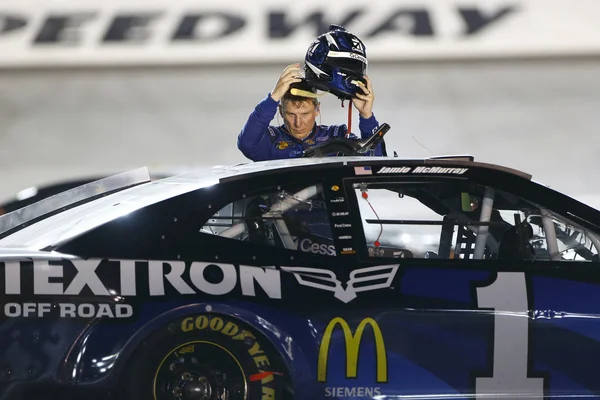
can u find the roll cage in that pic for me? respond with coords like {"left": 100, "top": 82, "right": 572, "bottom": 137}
{"left": 202, "top": 184, "right": 325, "bottom": 248}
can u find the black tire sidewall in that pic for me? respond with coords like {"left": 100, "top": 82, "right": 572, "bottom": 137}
{"left": 119, "top": 313, "right": 284, "bottom": 400}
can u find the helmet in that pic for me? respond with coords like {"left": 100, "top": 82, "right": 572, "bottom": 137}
{"left": 303, "top": 24, "right": 368, "bottom": 100}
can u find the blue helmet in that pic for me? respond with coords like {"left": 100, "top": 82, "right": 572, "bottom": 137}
{"left": 303, "top": 24, "right": 368, "bottom": 100}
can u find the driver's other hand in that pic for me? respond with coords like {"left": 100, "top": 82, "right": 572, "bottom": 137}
{"left": 351, "top": 75, "right": 374, "bottom": 119}
{"left": 271, "top": 63, "right": 303, "bottom": 102}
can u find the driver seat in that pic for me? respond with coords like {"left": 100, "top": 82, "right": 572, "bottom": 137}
{"left": 497, "top": 221, "right": 535, "bottom": 260}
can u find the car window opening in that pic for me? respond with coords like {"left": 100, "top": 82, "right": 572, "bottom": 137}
{"left": 201, "top": 184, "right": 336, "bottom": 256}
{"left": 352, "top": 181, "right": 600, "bottom": 262}
{"left": 198, "top": 178, "right": 600, "bottom": 262}
{"left": 358, "top": 183, "right": 383, "bottom": 248}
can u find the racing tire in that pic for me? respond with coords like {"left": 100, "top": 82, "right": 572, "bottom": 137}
{"left": 117, "top": 313, "right": 291, "bottom": 400}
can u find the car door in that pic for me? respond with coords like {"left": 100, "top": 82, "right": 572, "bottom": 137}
{"left": 325, "top": 170, "right": 600, "bottom": 399}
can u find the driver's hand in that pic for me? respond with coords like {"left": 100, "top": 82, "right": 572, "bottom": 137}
{"left": 271, "top": 64, "right": 303, "bottom": 102}
{"left": 352, "top": 75, "right": 375, "bottom": 119}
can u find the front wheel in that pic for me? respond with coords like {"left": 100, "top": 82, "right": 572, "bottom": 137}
{"left": 118, "top": 313, "right": 290, "bottom": 400}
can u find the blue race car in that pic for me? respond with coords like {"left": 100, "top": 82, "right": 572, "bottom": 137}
{"left": 0, "top": 147, "right": 599, "bottom": 399}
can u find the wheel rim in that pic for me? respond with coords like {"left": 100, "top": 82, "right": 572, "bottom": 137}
{"left": 153, "top": 341, "right": 248, "bottom": 400}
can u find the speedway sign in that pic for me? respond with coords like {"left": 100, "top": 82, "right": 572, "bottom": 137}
{"left": 1, "top": 0, "right": 600, "bottom": 67}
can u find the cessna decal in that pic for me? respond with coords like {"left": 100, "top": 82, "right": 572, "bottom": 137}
{"left": 294, "top": 237, "right": 336, "bottom": 256}
{"left": 281, "top": 265, "right": 399, "bottom": 303}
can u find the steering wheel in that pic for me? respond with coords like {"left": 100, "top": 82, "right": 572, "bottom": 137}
{"left": 303, "top": 123, "right": 390, "bottom": 157}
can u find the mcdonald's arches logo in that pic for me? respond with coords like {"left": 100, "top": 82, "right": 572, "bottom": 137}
{"left": 317, "top": 317, "right": 387, "bottom": 383}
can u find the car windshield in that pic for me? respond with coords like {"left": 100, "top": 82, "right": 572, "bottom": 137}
{"left": 0, "top": 167, "right": 151, "bottom": 236}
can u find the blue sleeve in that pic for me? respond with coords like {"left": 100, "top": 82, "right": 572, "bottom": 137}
{"left": 358, "top": 113, "right": 386, "bottom": 157}
{"left": 358, "top": 113, "right": 379, "bottom": 139}
{"left": 237, "top": 94, "right": 280, "bottom": 161}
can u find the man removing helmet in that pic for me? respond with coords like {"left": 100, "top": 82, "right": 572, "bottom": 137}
{"left": 237, "top": 25, "right": 386, "bottom": 161}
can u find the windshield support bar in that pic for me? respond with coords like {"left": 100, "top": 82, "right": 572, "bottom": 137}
{"left": 0, "top": 167, "right": 151, "bottom": 237}
{"left": 474, "top": 187, "right": 495, "bottom": 260}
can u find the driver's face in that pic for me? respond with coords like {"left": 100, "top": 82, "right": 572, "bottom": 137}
{"left": 280, "top": 99, "right": 319, "bottom": 140}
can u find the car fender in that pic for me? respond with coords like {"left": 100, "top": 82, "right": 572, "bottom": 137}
{"left": 60, "top": 301, "right": 315, "bottom": 395}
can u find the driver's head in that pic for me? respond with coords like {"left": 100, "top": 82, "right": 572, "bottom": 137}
{"left": 278, "top": 81, "right": 320, "bottom": 140}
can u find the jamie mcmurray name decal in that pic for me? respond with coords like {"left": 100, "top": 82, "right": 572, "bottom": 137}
{"left": 377, "top": 166, "right": 468, "bottom": 175}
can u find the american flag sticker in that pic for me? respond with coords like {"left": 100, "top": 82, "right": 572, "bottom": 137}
{"left": 354, "top": 166, "right": 372, "bottom": 175}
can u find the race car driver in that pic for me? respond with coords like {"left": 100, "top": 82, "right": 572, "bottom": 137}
{"left": 237, "top": 25, "right": 386, "bottom": 162}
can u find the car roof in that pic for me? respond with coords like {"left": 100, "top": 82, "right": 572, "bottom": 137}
{"left": 210, "top": 155, "right": 533, "bottom": 180}
{"left": 0, "top": 155, "right": 533, "bottom": 250}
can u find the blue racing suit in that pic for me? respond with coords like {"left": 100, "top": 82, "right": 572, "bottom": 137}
{"left": 237, "top": 93, "right": 385, "bottom": 162}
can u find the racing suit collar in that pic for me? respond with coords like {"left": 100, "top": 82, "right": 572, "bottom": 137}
{"left": 281, "top": 123, "right": 318, "bottom": 143}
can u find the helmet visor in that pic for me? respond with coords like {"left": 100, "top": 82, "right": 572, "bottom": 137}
{"left": 325, "top": 51, "right": 367, "bottom": 76}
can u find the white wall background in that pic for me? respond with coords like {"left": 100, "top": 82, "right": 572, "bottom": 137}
{"left": 0, "top": 0, "right": 599, "bottom": 208}
{"left": 1, "top": 59, "right": 599, "bottom": 208}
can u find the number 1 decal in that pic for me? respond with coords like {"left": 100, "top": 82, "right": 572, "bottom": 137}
{"left": 476, "top": 272, "right": 544, "bottom": 399}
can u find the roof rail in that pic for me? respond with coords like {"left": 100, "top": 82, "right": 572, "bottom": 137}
{"left": 422, "top": 157, "right": 532, "bottom": 180}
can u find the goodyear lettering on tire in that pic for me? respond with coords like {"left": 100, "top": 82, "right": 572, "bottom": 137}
{"left": 181, "top": 315, "right": 277, "bottom": 400}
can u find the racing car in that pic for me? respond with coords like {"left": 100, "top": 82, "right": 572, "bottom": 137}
{"left": 0, "top": 131, "right": 599, "bottom": 400}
